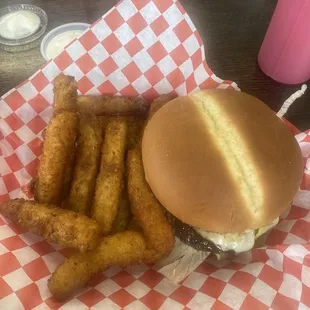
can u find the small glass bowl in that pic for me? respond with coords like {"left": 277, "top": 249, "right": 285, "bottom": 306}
{"left": 0, "top": 4, "right": 48, "bottom": 52}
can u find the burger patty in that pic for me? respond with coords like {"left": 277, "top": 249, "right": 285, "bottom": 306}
{"left": 164, "top": 211, "right": 224, "bottom": 254}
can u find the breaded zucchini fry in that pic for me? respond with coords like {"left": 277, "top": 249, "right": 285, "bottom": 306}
{"left": 54, "top": 74, "right": 78, "bottom": 112}
{"left": 77, "top": 95, "right": 148, "bottom": 116}
{"left": 66, "top": 115, "right": 102, "bottom": 215}
{"left": 99, "top": 115, "right": 145, "bottom": 150}
{"left": 0, "top": 199, "right": 102, "bottom": 252}
{"left": 61, "top": 147, "right": 76, "bottom": 200}
{"left": 35, "top": 74, "right": 78, "bottom": 203}
{"left": 34, "top": 111, "right": 78, "bottom": 204}
{"left": 91, "top": 119, "right": 128, "bottom": 234}
{"left": 127, "top": 149, "right": 175, "bottom": 262}
{"left": 111, "top": 189, "right": 132, "bottom": 233}
{"left": 48, "top": 231, "right": 146, "bottom": 300}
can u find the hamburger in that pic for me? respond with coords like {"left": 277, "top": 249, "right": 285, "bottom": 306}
{"left": 141, "top": 89, "right": 303, "bottom": 254}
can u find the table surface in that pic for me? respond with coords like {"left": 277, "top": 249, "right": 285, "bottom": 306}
{"left": 0, "top": 0, "right": 309, "bottom": 130}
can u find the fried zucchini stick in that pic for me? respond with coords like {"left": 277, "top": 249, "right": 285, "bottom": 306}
{"left": 66, "top": 116, "right": 102, "bottom": 215}
{"left": 77, "top": 95, "right": 148, "bottom": 116}
{"left": 111, "top": 189, "right": 132, "bottom": 233}
{"left": 91, "top": 119, "right": 128, "bottom": 234}
{"left": 0, "top": 199, "right": 102, "bottom": 252}
{"left": 99, "top": 115, "right": 145, "bottom": 150}
{"left": 127, "top": 149, "right": 175, "bottom": 262}
{"left": 54, "top": 74, "right": 78, "bottom": 199}
{"left": 61, "top": 147, "right": 76, "bottom": 200}
{"left": 35, "top": 74, "right": 78, "bottom": 203}
{"left": 54, "top": 74, "right": 77, "bottom": 112}
{"left": 48, "top": 231, "right": 146, "bottom": 300}
{"left": 34, "top": 111, "right": 78, "bottom": 204}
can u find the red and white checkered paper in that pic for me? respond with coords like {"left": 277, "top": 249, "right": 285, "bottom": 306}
{"left": 0, "top": 0, "right": 309, "bottom": 309}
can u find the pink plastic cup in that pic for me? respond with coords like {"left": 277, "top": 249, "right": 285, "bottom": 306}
{"left": 258, "top": 0, "right": 310, "bottom": 84}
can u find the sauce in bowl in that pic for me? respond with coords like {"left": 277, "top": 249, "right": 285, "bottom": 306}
{"left": 46, "top": 30, "right": 84, "bottom": 59}
{"left": 0, "top": 10, "right": 40, "bottom": 40}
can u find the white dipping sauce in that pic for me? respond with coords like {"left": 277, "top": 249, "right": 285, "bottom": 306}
{"left": 194, "top": 217, "right": 279, "bottom": 253}
{"left": 46, "top": 30, "right": 83, "bottom": 59}
{"left": 195, "top": 229, "right": 256, "bottom": 253}
{"left": 0, "top": 11, "right": 41, "bottom": 40}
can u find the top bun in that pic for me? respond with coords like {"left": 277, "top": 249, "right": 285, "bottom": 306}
{"left": 142, "top": 89, "right": 303, "bottom": 233}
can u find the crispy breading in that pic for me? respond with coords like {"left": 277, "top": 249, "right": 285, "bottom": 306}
{"left": 48, "top": 231, "right": 146, "bottom": 300}
{"left": 127, "top": 148, "right": 175, "bottom": 263}
{"left": 0, "top": 199, "right": 102, "bottom": 252}
{"left": 111, "top": 189, "right": 132, "bottom": 233}
{"left": 66, "top": 115, "right": 102, "bottom": 215}
{"left": 34, "top": 111, "right": 78, "bottom": 204}
{"left": 125, "top": 116, "right": 145, "bottom": 149}
{"left": 97, "top": 115, "right": 110, "bottom": 132}
{"left": 99, "top": 115, "right": 145, "bottom": 150}
{"left": 91, "top": 119, "right": 128, "bottom": 234}
{"left": 77, "top": 95, "right": 148, "bottom": 116}
{"left": 61, "top": 146, "right": 76, "bottom": 200}
{"left": 54, "top": 74, "right": 78, "bottom": 112}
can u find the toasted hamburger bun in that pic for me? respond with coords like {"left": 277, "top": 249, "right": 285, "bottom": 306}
{"left": 142, "top": 89, "right": 303, "bottom": 233}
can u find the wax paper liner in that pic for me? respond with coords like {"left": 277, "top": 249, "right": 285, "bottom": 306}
{"left": 0, "top": 0, "right": 309, "bottom": 309}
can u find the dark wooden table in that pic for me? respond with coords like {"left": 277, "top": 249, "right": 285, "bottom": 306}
{"left": 1, "top": 0, "right": 309, "bottom": 130}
